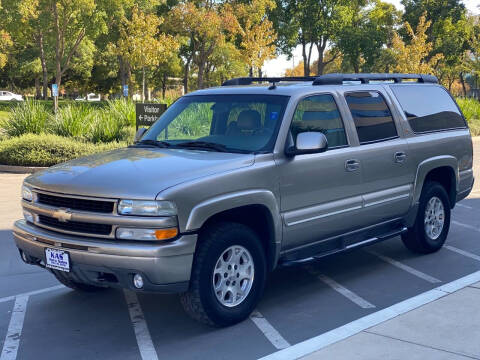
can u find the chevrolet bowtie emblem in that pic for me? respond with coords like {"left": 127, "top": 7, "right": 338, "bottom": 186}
{"left": 52, "top": 209, "right": 72, "bottom": 223}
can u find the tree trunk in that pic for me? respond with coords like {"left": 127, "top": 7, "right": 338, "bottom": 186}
{"left": 301, "top": 35, "right": 309, "bottom": 76}
{"left": 183, "top": 58, "right": 191, "bottom": 94}
{"left": 258, "top": 68, "right": 262, "bottom": 78}
{"left": 142, "top": 66, "right": 145, "bottom": 102}
{"left": 162, "top": 72, "right": 167, "bottom": 99}
{"left": 197, "top": 59, "right": 205, "bottom": 89}
{"left": 459, "top": 72, "right": 467, "bottom": 97}
{"left": 35, "top": 77, "right": 41, "bottom": 99}
{"left": 38, "top": 32, "right": 48, "bottom": 100}
{"left": 316, "top": 40, "right": 327, "bottom": 75}
{"left": 52, "top": 1, "right": 62, "bottom": 90}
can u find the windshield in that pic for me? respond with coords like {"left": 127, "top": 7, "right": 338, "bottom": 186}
{"left": 139, "top": 94, "right": 290, "bottom": 153}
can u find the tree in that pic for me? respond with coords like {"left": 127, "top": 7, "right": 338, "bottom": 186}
{"left": 51, "top": 0, "right": 108, "bottom": 89}
{"left": 389, "top": 13, "right": 443, "bottom": 74}
{"left": 117, "top": 5, "right": 179, "bottom": 101}
{"left": 232, "top": 0, "right": 277, "bottom": 77}
{"left": 165, "top": 1, "right": 238, "bottom": 90}
{"left": 336, "top": 0, "right": 399, "bottom": 73}
{"left": 0, "top": 30, "right": 12, "bottom": 69}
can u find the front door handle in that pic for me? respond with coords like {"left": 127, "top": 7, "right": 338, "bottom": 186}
{"left": 394, "top": 151, "right": 407, "bottom": 163}
{"left": 345, "top": 159, "right": 360, "bottom": 172}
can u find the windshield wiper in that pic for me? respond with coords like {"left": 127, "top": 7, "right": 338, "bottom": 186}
{"left": 172, "top": 141, "right": 229, "bottom": 152}
{"left": 130, "top": 139, "right": 171, "bottom": 148}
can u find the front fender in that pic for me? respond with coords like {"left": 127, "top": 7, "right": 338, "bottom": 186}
{"left": 185, "top": 189, "right": 282, "bottom": 261}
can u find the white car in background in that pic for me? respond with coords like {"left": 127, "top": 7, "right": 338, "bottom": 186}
{"left": 75, "top": 93, "right": 101, "bottom": 102}
{"left": 0, "top": 91, "right": 23, "bottom": 101}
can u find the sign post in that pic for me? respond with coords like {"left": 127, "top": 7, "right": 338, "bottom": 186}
{"left": 51, "top": 84, "right": 59, "bottom": 114}
{"left": 135, "top": 103, "right": 167, "bottom": 130}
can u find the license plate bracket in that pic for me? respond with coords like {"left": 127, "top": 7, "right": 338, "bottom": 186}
{"left": 45, "top": 248, "right": 70, "bottom": 272}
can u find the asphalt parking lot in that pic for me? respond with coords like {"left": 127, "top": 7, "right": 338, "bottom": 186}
{"left": 0, "top": 141, "right": 479, "bottom": 360}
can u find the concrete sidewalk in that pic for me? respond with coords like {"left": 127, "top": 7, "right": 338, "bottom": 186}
{"left": 304, "top": 282, "right": 480, "bottom": 360}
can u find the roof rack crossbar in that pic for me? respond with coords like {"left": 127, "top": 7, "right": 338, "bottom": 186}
{"left": 222, "top": 76, "right": 317, "bottom": 86}
{"left": 221, "top": 73, "right": 438, "bottom": 87}
{"left": 312, "top": 73, "right": 438, "bottom": 85}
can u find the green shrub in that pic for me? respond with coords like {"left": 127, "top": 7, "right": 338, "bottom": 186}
{"left": 52, "top": 103, "right": 94, "bottom": 139}
{"left": 456, "top": 98, "right": 480, "bottom": 136}
{"left": 104, "top": 99, "right": 136, "bottom": 127}
{"left": 89, "top": 109, "right": 126, "bottom": 143}
{"left": 0, "top": 134, "right": 125, "bottom": 167}
{"left": 2, "top": 100, "right": 50, "bottom": 136}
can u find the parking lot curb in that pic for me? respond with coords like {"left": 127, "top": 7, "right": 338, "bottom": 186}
{"left": 0, "top": 164, "right": 47, "bottom": 174}
{"left": 259, "top": 270, "right": 480, "bottom": 360}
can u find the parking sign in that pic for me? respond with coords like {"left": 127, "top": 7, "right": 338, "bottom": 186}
{"left": 52, "top": 84, "right": 58, "bottom": 97}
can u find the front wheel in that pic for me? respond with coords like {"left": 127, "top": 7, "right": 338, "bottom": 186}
{"left": 180, "top": 222, "right": 267, "bottom": 327}
{"left": 402, "top": 181, "right": 451, "bottom": 254}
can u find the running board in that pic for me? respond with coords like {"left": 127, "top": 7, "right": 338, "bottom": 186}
{"left": 279, "top": 226, "right": 408, "bottom": 267}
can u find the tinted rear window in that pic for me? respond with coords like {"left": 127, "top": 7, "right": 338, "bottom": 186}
{"left": 345, "top": 91, "right": 398, "bottom": 144}
{"left": 391, "top": 85, "right": 466, "bottom": 133}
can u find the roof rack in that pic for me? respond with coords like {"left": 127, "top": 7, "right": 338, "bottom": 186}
{"left": 221, "top": 76, "right": 317, "bottom": 86}
{"left": 312, "top": 73, "right": 438, "bottom": 85}
{"left": 221, "top": 73, "right": 438, "bottom": 87}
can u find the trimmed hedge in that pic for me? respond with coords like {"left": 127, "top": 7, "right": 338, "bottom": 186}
{"left": 0, "top": 134, "right": 125, "bottom": 167}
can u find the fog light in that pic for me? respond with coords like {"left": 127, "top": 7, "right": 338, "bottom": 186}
{"left": 133, "top": 274, "right": 144, "bottom": 289}
{"left": 23, "top": 210, "right": 34, "bottom": 223}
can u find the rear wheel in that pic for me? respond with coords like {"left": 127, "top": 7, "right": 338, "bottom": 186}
{"left": 402, "top": 181, "right": 451, "bottom": 254}
{"left": 180, "top": 222, "right": 267, "bottom": 327}
{"left": 51, "top": 270, "right": 107, "bottom": 292}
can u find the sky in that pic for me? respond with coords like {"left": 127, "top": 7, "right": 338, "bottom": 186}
{"left": 262, "top": 0, "right": 480, "bottom": 77}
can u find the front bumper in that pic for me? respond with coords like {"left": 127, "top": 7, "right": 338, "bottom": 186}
{"left": 13, "top": 220, "right": 197, "bottom": 293}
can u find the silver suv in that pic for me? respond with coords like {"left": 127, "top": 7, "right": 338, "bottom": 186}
{"left": 13, "top": 73, "right": 474, "bottom": 326}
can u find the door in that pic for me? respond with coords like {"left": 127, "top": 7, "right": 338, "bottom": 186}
{"left": 343, "top": 90, "right": 414, "bottom": 226}
{"left": 277, "top": 94, "right": 365, "bottom": 251}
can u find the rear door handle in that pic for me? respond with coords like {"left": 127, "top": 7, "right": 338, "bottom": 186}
{"left": 394, "top": 151, "right": 407, "bottom": 163}
{"left": 345, "top": 159, "right": 360, "bottom": 172}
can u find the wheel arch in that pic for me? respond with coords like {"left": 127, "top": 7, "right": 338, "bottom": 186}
{"left": 185, "top": 190, "right": 282, "bottom": 271}
{"left": 413, "top": 156, "right": 458, "bottom": 208}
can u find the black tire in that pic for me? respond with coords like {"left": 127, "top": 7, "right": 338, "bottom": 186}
{"left": 180, "top": 222, "right": 267, "bottom": 327}
{"left": 402, "top": 181, "right": 451, "bottom": 254}
{"left": 51, "top": 270, "right": 108, "bottom": 292}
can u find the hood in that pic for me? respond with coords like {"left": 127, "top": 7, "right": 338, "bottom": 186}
{"left": 25, "top": 147, "right": 254, "bottom": 199}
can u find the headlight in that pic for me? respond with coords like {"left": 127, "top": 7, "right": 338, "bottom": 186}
{"left": 22, "top": 185, "right": 33, "bottom": 202}
{"left": 116, "top": 227, "right": 178, "bottom": 241}
{"left": 117, "top": 200, "right": 177, "bottom": 216}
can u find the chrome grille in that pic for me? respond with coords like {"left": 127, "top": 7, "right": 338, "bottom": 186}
{"left": 38, "top": 215, "right": 112, "bottom": 236}
{"left": 37, "top": 193, "right": 115, "bottom": 214}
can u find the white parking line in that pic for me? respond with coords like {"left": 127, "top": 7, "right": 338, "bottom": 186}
{"left": 366, "top": 250, "right": 441, "bottom": 284}
{"left": 456, "top": 203, "right": 473, "bottom": 210}
{"left": 123, "top": 290, "right": 159, "bottom": 360}
{"left": 0, "top": 285, "right": 64, "bottom": 304}
{"left": 307, "top": 268, "right": 375, "bottom": 309}
{"left": 0, "top": 296, "right": 29, "bottom": 360}
{"left": 452, "top": 220, "right": 480, "bottom": 232}
{"left": 259, "top": 270, "right": 480, "bottom": 360}
{"left": 445, "top": 245, "right": 480, "bottom": 262}
{"left": 250, "top": 311, "right": 290, "bottom": 350}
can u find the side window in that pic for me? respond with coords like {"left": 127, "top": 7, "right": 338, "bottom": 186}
{"left": 291, "top": 94, "right": 348, "bottom": 148}
{"left": 391, "top": 85, "right": 466, "bottom": 133}
{"left": 345, "top": 91, "right": 398, "bottom": 144}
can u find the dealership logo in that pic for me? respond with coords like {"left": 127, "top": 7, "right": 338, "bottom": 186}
{"left": 52, "top": 208, "right": 72, "bottom": 223}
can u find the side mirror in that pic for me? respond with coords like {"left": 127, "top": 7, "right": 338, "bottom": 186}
{"left": 285, "top": 132, "right": 328, "bottom": 156}
{"left": 134, "top": 127, "right": 147, "bottom": 142}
